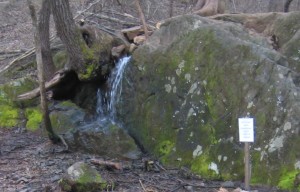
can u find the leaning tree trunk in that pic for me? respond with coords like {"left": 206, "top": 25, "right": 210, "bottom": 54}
{"left": 27, "top": 0, "right": 60, "bottom": 143}
{"left": 135, "top": 0, "right": 149, "bottom": 40}
{"left": 39, "top": 0, "right": 56, "bottom": 80}
{"left": 50, "top": 0, "right": 85, "bottom": 73}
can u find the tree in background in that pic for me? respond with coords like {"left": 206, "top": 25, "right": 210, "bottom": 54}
{"left": 284, "top": 0, "right": 294, "bottom": 12}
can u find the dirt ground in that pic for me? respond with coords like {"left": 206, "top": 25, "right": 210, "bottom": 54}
{"left": 0, "top": 127, "right": 282, "bottom": 192}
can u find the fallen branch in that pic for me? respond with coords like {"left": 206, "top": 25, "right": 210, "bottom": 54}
{"left": 90, "top": 159, "right": 122, "bottom": 170}
{"left": 139, "top": 179, "right": 147, "bottom": 192}
{"left": 17, "top": 70, "right": 66, "bottom": 100}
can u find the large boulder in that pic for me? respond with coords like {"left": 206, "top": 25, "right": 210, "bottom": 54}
{"left": 117, "top": 14, "right": 300, "bottom": 190}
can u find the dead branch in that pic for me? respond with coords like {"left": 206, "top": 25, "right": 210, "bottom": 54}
{"left": 90, "top": 159, "right": 122, "bottom": 170}
{"left": 135, "top": 0, "right": 149, "bottom": 40}
{"left": 17, "top": 70, "right": 66, "bottom": 100}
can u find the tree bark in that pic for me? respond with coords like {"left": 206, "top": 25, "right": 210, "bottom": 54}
{"left": 134, "top": 0, "right": 149, "bottom": 40}
{"left": 27, "top": 0, "right": 60, "bottom": 144}
{"left": 284, "top": 0, "right": 294, "bottom": 12}
{"left": 39, "top": 0, "right": 56, "bottom": 80}
{"left": 169, "top": 0, "right": 174, "bottom": 18}
{"left": 50, "top": 0, "right": 85, "bottom": 73}
{"left": 194, "top": 0, "right": 206, "bottom": 11}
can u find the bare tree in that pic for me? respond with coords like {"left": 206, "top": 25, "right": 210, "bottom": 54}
{"left": 39, "top": 0, "right": 56, "bottom": 80}
{"left": 284, "top": 0, "right": 294, "bottom": 12}
{"left": 135, "top": 0, "right": 149, "bottom": 39}
{"left": 50, "top": 0, "right": 85, "bottom": 73}
{"left": 169, "top": 0, "right": 174, "bottom": 17}
{"left": 27, "top": 0, "right": 60, "bottom": 143}
{"left": 193, "top": 0, "right": 225, "bottom": 16}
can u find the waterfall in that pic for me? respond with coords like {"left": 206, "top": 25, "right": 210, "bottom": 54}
{"left": 95, "top": 56, "right": 131, "bottom": 122}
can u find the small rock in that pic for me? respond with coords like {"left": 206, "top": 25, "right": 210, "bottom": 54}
{"left": 17, "top": 177, "right": 29, "bottom": 184}
{"left": 59, "top": 162, "right": 109, "bottom": 192}
{"left": 51, "top": 175, "right": 61, "bottom": 182}
{"left": 221, "top": 181, "right": 235, "bottom": 188}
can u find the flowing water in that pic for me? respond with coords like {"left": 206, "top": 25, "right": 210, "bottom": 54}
{"left": 96, "top": 56, "right": 131, "bottom": 123}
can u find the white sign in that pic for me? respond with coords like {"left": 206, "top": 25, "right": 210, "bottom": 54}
{"left": 238, "top": 118, "right": 254, "bottom": 142}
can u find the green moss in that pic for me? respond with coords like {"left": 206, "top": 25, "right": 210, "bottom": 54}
{"left": 78, "top": 63, "right": 97, "bottom": 80}
{"left": 278, "top": 170, "right": 300, "bottom": 191}
{"left": 60, "top": 100, "right": 77, "bottom": 108}
{"left": 58, "top": 179, "right": 72, "bottom": 191}
{"left": 0, "top": 105, "right": 19, "bottom": 128}
{"left": 25, "top": 108, "right": 42, "bottom": 131}
{"left": 191, "top": 152, "right": 220, "bottom": 179}
{"left": 157, "top": 140, "right": 174, "bottom": 156}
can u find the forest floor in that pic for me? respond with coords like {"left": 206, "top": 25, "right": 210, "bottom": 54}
{"left": 0, "top": 127, "right": 281, "bottom": 192}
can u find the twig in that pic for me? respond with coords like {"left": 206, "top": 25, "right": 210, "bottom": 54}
{"left": 58, "top": 135, "right": 69, "bottom": 151}
{"left": 91, "top": 159, "right": 122, "bottom": 170}
{"left": 139, "top": 179, "right": 147, "bottom": 192}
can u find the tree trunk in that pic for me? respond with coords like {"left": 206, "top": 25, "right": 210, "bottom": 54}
{"left": 27, "top": 0, "right": 60, "bottom": 144}
{"left": 39, "top": 0, "right": 56, "bottom": 80}
{"left": 169, "top": 0, "right": 174, "bottom": 18}
{"left": 194, "top": 0, "right": 206, "bottom": 11}
{"left": 50, "top": 0, "right": 84, "bottom": 73}
{"left": 134, "top": 0, "right": 149, "bottom": 40}
{"left": 284, "top": 0, "right": 294, "bottom": 12}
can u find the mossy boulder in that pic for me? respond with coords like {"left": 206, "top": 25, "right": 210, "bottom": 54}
{"left": 50, "top": 100, "right": 140, "bottom": 159}
{"left": 77, "top": 26, "right": 125, "bottom": 81}
{"left": 0, "top": 76, "right": 38, "bottom": 128}
{"left": 59, "top": 162, "right": 108, "bottom": 192}
{"left": 117, "top": 14, "right": 300, "bottom": 189}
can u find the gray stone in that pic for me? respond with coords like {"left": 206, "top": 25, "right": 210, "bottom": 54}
{"left": 59, "top": 162, "right": 107, "bottom": 192}
{"left": 117, "top": 14, "right": 300, "bottom": 188}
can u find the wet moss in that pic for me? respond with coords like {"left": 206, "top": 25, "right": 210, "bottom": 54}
{"left": 278, "top": 170, "right": 300, "bottom": 191}
{"left": 0, "top": 105, "right": 19, "bottom": 128}
{"left": 191, "top": 151, "right": 220, "bottom": 179}
{"left": 25, "top": 108, "right": 42, "bottom": 131}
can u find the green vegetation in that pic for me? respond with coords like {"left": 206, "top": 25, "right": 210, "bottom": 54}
{"left": 25, "top": 108, "right": 42, "bottom": 131}
{"left": 278, "top": 170, "right": 300, "bottom": 191}
{"left": 0, "top": 105, "right": 19, "bottom": 128}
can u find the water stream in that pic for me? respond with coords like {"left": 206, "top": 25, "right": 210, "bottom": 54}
{"left": 96, "top": 56, "right": 131, "bottom": 123}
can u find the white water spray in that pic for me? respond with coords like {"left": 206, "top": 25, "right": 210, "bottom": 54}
{"left": 95, "top": 56, "right": 131, "bottom": 122}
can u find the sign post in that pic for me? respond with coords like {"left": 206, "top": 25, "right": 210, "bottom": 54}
{"left": 238, "top": 118, "right": 254, "bottom": 191}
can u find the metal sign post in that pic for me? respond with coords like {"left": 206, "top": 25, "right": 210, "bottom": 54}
{"left": 238, "top": 118, "right": 254, "bottom": 191}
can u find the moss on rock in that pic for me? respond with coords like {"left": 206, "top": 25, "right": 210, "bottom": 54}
{"left": 25, "top": 108, "right": 42, "bottom": 131}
